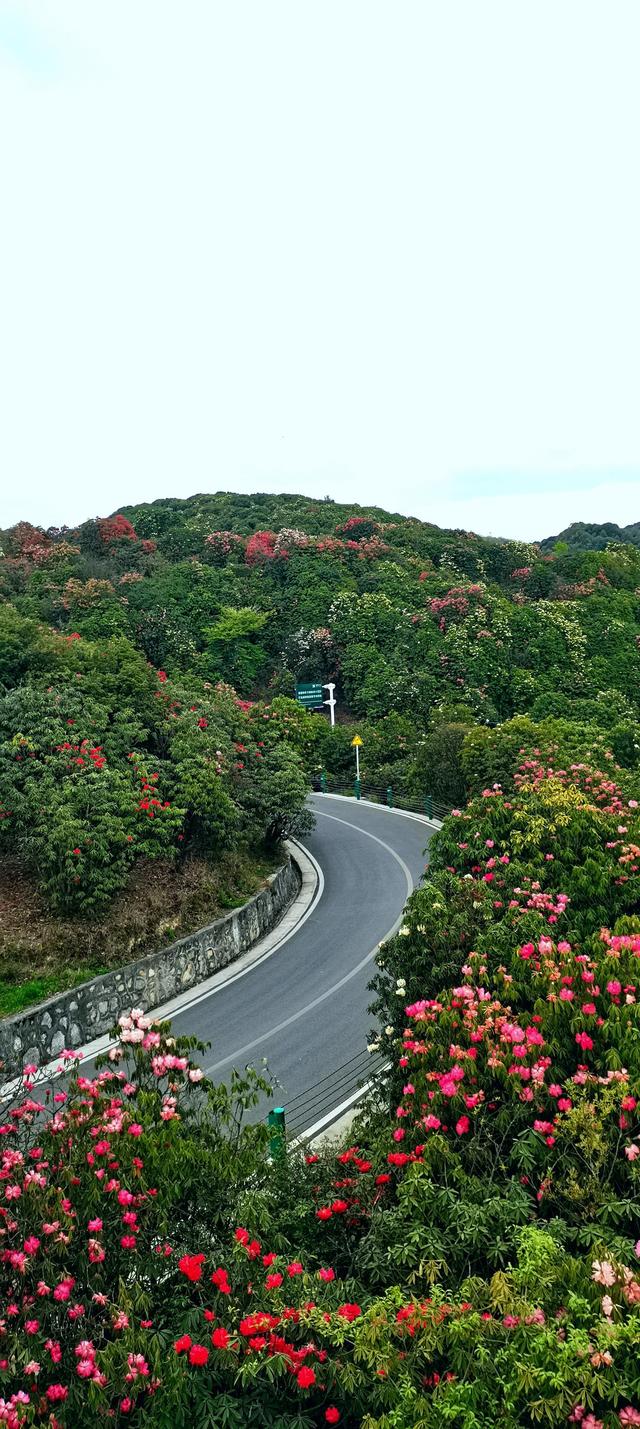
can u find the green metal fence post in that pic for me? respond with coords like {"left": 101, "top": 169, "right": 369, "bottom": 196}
{"left": 425, "top": 795, "right": 433, "bottom": 819}
{"left": 268, "top": 1107, "right": 286, "bottom": 1161}
{"left": 320, "top": 770, "right": 327, "bottom": 792}
{"left": 354, "top": 778, "right": 361, "bottom": 800}
{"left": 386, "top": 785, "right": 393, "bottom": 807}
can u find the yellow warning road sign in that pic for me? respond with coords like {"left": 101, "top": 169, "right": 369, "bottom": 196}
{"left": 351, "top": 735, "right": 363, "bottom": 746}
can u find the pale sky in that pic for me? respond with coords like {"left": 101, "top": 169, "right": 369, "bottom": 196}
{"left": 1, "top": 0, "right": 639, "bottom": 542}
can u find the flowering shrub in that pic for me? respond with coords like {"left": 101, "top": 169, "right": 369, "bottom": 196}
{"left": 334, "top": 517, "right": 379, "bottom": 541}
{"left": 203, "top": 531, "right": 245, "bottom": 563}
{"left": 2, "top": 1015, "right": 640, "bottom": 1425}
{"left": 96, "top": 516, "right": 138, "bottom": 545}
{"left": 0, "top": 639, "right": 312, "bottom": 915}
{"left": 244, "top": 531, "right": 280, "bottom": 565}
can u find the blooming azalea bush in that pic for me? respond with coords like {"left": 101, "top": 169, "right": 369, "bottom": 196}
{"left": 0, "top": 636, "right": 312, "bottom": 918}
{"left": 3, "top": 996, "right": 640, "bottom": 1422}
{"left": 0, "top": 1011, "right": 273, "bottom": 1425}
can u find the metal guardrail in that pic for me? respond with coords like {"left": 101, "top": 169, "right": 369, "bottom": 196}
{"left": 284, "top": 1048, "right": 388, "bottom": 1137}
{"left": 263, "top": 1048, "right": 390, "bottom": 1144}
{"left": 319, "top": 775, "right": 449, "bottom": 823}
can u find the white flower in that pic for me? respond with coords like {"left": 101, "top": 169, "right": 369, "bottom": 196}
{"left": 385, "top": 1026, "right": 394, "bottom": 1036}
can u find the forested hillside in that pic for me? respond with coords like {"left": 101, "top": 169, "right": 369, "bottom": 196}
{"left": 1, "top": 491, "right": 640, "bottom": 1010}
{"left": 3, "top": 494, "right": 640, "bottom": 1425}
{"left": 540, "top": 520, "right": 640, "bottom": 553}
{"left": 3, "top": 491, "right": 640, "bottom": 790}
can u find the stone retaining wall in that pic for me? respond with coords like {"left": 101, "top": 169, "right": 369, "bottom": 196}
{"left": 0, "top": 856, "right": 300, "bottom": 1076}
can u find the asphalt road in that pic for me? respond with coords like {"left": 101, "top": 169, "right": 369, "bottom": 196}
{"left": 164, "top": 796, "right": 434, "bottom": 1128}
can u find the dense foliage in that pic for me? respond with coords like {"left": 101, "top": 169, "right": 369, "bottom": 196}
{"left": 0, "top": 611, "right": 311, "bottom": 917}
{"left": 540, "top": 522, "right": 640, "bottom": 554}
{"left": 2, "top": 493, "right": 640, "bottom": 810}
{"left": 2, "top": 734, "right": 640, "bottom": 1426}
{"left": 3, "top": 493, "right": 640, "bottom": 1423}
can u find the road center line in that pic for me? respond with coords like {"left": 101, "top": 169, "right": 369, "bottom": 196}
{"left": 203, "top": 813, "right": 414, "bottom": 1076}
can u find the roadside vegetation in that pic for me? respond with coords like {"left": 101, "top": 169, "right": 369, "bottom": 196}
{"left": 2, "top": 728, "right": 640, "bottom": 1426}
{"left": 2, "top": 494, "right": 640, "bottom": 1423}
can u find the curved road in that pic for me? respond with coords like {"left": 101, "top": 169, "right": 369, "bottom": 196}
{"left": 164, "top": 796, "right": 434, "bottom": 1128}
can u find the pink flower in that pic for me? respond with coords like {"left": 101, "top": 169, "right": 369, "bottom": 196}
{"left": 592, "top": 1259, "right": 616, "bottom": 1287}
{"left": 46, "top": 1385, "right": 68, "bottom": 1402}
{"left": 455, "top": 1116, "right": 470, "bottom": 1135}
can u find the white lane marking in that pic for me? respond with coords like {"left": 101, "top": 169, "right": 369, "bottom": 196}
{"left": 313, "top": 791, "right": 442, "bottom": 830}
{"left": 136, "top": 839, "right": 325, "bottom": 1021}
{"left": 4, "top": 841, "right": 324, "bottom": 1090}
{"left": 203, "top": 814, "right": 414, "bottom": 1076}
{"left": 298, "top": 1063, "right": 391, "bottom": 1142}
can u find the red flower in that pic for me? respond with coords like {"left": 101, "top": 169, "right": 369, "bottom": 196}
{"left": 72, "top": 848, "right": 81, "bottom": 856}
{"left": 174, "top": 1335, "right": 192, "bottom": 1354}
{"left": 296, "top": 1365, "right": 316, "bottom": 1389}
{"left": 337, "top": 1303, "right": 362, "bottom": 1321}
{"left": 188, "top": 1344, "right": 209, "bottom": 1366}
{"left": 265, "top": 1272, "right": 283, "bottom": 1289}
{"left": 211, "top": 1267, "right": 231, "bottom": 1294}
{"left": 326, "top": 1411, "right": 341, "bottom": 1424}
{"left": 179, "top": 1254, "right": 206, "bottom": 1282}
{"left": 318, "top": 1267, "right": 335, "bottom": 1282}
{"left": 211, "top": 1327, "right": 229, "bottom": 1349}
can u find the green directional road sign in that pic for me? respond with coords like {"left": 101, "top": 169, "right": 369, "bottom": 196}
{"left": 296, "top": 682, "right": 324, "bottom": 707}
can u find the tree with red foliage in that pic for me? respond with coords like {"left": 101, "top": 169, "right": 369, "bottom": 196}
{"left": 245, "top": 530, "right": 280, "bottom": 565}
{"left": 97, "top": 514, "right": 138, "bottom": 544}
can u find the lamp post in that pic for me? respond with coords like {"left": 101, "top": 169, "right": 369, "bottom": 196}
{"left": 323, "top": 682, "right": 336, "bottom": 728}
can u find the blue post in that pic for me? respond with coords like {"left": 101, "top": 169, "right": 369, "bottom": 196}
{"left": 387, "top": 786, "right": 393, "bottom": 807}
{"left": 268, "top": 1107, "right": 286, "bottom": 1161}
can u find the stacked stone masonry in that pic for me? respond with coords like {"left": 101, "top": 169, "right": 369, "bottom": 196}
{"left": 0, "top": 857, "right": 299, "bottom": 1077}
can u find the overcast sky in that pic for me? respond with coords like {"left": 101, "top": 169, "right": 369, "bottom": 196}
{"left": 1, "top": 1, "right": 639, "bottom": 542}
